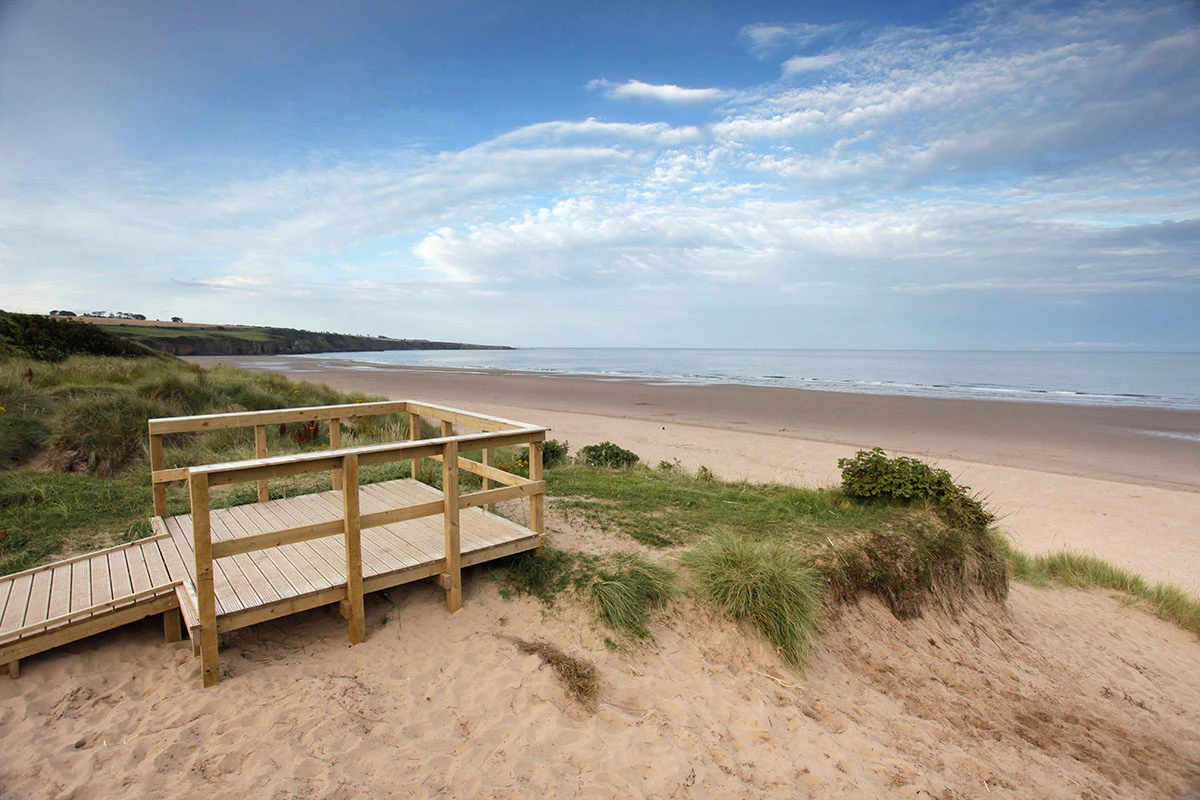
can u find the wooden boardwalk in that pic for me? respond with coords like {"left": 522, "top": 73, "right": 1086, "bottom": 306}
{"left": 2, "top": 400, "right": 548, "bottom": 684}
{"left": 157, "top": 478, "right": 542, "bottom": 638}
{"left": 0, "top": 479, "right": 541, "bottom": 677}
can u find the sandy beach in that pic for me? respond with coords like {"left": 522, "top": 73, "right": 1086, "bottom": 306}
{"left": 193, "top": 355, "right": 1200, "bottom": 594}
{"left": 3, "top": 354, "right": 1198, "bottom": 799}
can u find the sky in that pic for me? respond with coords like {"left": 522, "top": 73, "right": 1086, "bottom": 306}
{"left": 0, "top": 0, "right": 1197, "bottom": 349}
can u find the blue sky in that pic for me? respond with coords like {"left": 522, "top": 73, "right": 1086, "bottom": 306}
{"left": 1, "top": 0, "right": 1197, "bottom": 349}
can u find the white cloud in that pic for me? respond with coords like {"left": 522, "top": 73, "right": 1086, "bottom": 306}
{"left": 781, "top": 53, "right": 840, "bottom": 75}
{"left": 587, "top": 78, "right": 728, "bottom": 104}
{"left": 1, "top": 0, "right": 1197, "bottom": 346}
{"left": 739, "top": 22, "right": 847, "bottom": 56}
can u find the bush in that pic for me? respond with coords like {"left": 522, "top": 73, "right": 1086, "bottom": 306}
{"left": 542, "top": 439, "right": 570, "bottom": 468}
{"left": 837, "top": 447, "right": 994, "bottom": 532}
{"left": 578, "top": 441, "right": 640, "bottom": 469}
{"left": 685, "top": 533, "right": 824, "bottom": 669}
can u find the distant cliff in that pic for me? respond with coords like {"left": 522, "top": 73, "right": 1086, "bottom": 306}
{"left": 88, "top": 322, "right": 512, "bottom": 357}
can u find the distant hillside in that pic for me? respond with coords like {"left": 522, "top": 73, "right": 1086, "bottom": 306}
{"left": 0, "top": 310, "right": 160, "bottom": 361}
{"left": 74, "top": 317, "right": 512, "bottom": 357}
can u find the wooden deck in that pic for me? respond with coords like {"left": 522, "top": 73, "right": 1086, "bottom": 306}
{"left": 1, "top": 400, "right": 548, "bottom": 685}
{"left": 0, "top": 478, "right": 542, "bottom": 677}
{"left": 156, "top": 478, "right": 543, "bottom": 638}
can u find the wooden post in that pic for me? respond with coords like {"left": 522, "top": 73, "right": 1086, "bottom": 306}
{"left": 6, "top": 660, "right": 18, "bottom": 679}
{"left": 342, "top": 453, "right": 365, "bottom": 645}
{"left": 254, "top": 424, "right": 269, "bottom": 503}
{"left": 441, "top": 420, "right": 453, "bottom": 438}
{"left": 163, "top": 609, "right": 182, "bottom": 643}
{"left": 529, "top": 440, "right": 544, "bottom": 536}
{"left": 482, "top": 447, "right": 496, "bottom": 513}
{"left": 442, "top": 440, "right": 462, "bottom": 612}
{"left": 149, "top": 433, "right": 167, "bottom": 516}
{"left": 330, "top": 417, "right": 343, "bottom": 491}
{"left": 408, "top": 412, "right": 421, "bottom": 482}
{"left": 191, "top": 472, "right": 220, "bottom": 687}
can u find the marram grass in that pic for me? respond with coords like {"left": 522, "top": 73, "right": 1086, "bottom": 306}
{"left": 999, "top": 540, "right": 1200, "bottom": 636}
{"left": 684, "top": 532, "right": 824, "bottom": 669}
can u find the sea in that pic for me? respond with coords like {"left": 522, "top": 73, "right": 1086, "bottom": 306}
{"left": 291, "top": 348, "right": 1200, "bottom": 413}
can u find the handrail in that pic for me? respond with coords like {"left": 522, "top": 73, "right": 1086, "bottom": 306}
{"left": 148, "top": 399, "right": 544, "bottom": 516}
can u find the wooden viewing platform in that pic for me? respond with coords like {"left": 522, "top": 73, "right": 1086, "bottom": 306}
{"left": 0, "top": 401, "right": 548, "bottom": 686}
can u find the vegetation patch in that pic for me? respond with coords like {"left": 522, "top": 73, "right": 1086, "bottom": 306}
{"left": 0, "top": 310, "right": 158, "bottom": 362}
{"left": 495, "top": 547, "right": 673, "bottom": 639}
{"left": 685, "top": 533, "right": 824, "bottom": 669}
{"left": 514, "top": 638, "right": 599, "bottom": 711}
{"left": 577, "top": 441, "right": 640, "bottom": 469}
{"left": 999, "top": 541, "right": 1200, "bottom": 635}
{"left": 838, "top": 447, "right": 994, "bottom": 532}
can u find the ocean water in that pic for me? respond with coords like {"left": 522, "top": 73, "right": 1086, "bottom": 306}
{"left": 295, "top": 348, "right": 1200, "bottom": 411}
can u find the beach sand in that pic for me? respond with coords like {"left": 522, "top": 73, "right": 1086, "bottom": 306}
{"left": 3, "top": 354, "right": 1198, "bottom": 798}
{"left": 194, "top": 355, "right": 1200, "bottom": 593}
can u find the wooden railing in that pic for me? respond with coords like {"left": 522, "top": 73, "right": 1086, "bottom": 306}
{"left": 148, "top": 401, "right": 547, "bottom": 687}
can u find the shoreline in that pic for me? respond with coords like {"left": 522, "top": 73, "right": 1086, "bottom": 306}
{"left": 189, "top": 355, "right": 1200, "bottom": 491}
{"left": 187, "top": 354, "right": 1200, "bottom": 593}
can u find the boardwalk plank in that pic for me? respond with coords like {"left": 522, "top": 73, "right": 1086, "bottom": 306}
{"left": 90, "top": 553, "right": 112, "bottom": 607}
{"left": 23, "top": 569, "right": 53, "bottom": 628}
{"left": 0, "top": 575, "right": 32, "bottom": 634}
{"left": 108, "top": 549, "right": 134, "bottom": 600}
{"left": 70, "top": 559, "right": 93, "bottom": 614}
{"left": 47, "top": 564, "right": 73, "bottom": 620}
{"left": 125, "top": 543, "right": 153, "bottom": 594}
{"left": 237, "top": 504, "right": 330, "bottom": 595}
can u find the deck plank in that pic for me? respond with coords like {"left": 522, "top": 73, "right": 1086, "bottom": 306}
{"left": 256, "top": 500, "right": 349, "bottom": 587}
{"left": 125, "top": 543, "right": 153, "bottom": 594}
{"left": 70, "top": 558, "right": 93, "bottom": 613}
{"left": 90, "top": 552, "right": 113, "bottom": 607}
{"left": 208, "top": 512, "right": 267, "bottom": 611}
{"left": 0, "top": 575, "right": 32, "bottom": 634}
{"left": 108, "top": 549, "right": 134, "bottom": 600}
{"left": 23, "top": 569, "right": 53, "bottom": 628}
{"left": 142, "top": 539, "right": 171, "bottom": 588}
{"left": 47, "top": 564, "right": 73, "bottom": 620}
{"left": 0, "top": 581, "right": 13, "bottom": 630}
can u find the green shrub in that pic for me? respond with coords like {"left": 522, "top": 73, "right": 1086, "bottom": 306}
{"left": 837, "top": 447, "right": 994, "bottom": 532}
{"left": 578, "top": 441, "right": 640, "bottom": 469}
{"left": 685, "top": 533, "right": 823, "bottom": 669}
{"left": 542, "top": 439, "right": 570, "bottom": 468}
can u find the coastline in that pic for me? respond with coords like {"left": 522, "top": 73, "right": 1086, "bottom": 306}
{"left": 188, "top": 354, "right": 1200, "bottom": 594}
{"left": 190, "top": 355, "right": 1200, "bottom": 490}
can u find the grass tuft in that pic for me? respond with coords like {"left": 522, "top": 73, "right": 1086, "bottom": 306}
{"left": 685, "top": 532, "right": 823, "bottom": 669}
{"left": 514, "top": 639, "right": 599, "bottom": 710}
{"left": 997, "top": 539, "right": 1200, "bottom": 636}
{"left": 586, "top": 552, "right": 674, "bottom": 639}
{"left": 495, "top": 547, "right": 674, "bottom": 639}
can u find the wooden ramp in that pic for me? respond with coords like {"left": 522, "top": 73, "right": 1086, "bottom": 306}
{"left": 0, "top": 536, "right": 189, "bottom": 678}
{"left": 156, "top": 478, "right": 543, "bottom": 640}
